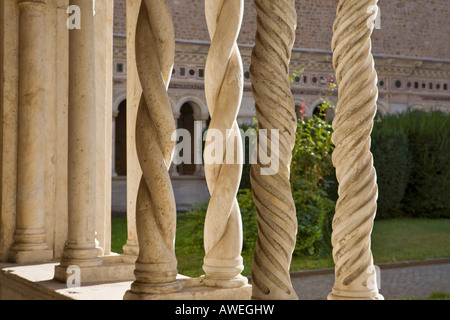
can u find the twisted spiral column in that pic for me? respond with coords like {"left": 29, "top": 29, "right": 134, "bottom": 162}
{"left": 328, "top": 0, "right": 383, "bottom": 300}
{"left": 202, "top": 0, "right": 247, "bottom": 288}
{"left": 124, "top": 0, "right": 181, "bottom": 299}
{"left": 249, "top": 0, "right": 298, "bottom": 300}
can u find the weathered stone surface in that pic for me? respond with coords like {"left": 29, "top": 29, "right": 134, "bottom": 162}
{"left": 55, "top": 0, "right": 102, "bottom": 276}
{"left": 124, "top": 0, "right": 181, "bottom": 299}
{"left": 9, "top": 0, "right": 52, "bottom": 264}
{"left": 328, "top": 0, "right": 383, "bottom": 300}
{"left": 202, "top": 0, "right": 247, "bottom": 289}
{"left": 249, "top": 0, "right": 299, "bottom": 300}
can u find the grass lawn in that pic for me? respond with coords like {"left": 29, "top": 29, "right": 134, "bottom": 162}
{"left": 407, "top": 292, "right": 450, "bottom": 300}
{"left": 111, "top": 217, "right": 450, "bottom": 278}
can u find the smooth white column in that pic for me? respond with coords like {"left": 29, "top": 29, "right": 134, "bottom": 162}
{"left": 94, "top": 0, "right": 113, "bottom": 257}
{"left": 55, "top": 0, "right": 101, "bottom": 275}
{"left": 10, "top": 0, "right": 53, "bottom": 263}
{"left": 121, "top": 0, "right": 141, "bottom": 260}
{"left": 0, "top": 0, "right": 20, "bottom": 262}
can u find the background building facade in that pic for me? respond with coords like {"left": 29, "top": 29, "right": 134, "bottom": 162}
{"left": 111, "top": 0, "right": 450, "bottom": 211}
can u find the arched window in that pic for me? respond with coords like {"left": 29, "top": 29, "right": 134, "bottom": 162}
{"left": 115, "top": 100, "right": 127, "bottom": 176}
{"left": 177, "top": 103, "right": 196, "bottom": 175}
{"left": 313, "top": 103, "right": 327, "bottom": 120}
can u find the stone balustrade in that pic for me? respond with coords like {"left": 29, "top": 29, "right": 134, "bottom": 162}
{"left": 0, "top": 0, "right": 382, "bottom": 300}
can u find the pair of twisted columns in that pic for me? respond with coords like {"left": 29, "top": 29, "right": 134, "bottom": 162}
{"left": 203, "top": 0, "right": 248, "bottom": 288}
{"left": 125, "top": 0, "right": 248, "bottom": 300}
{"left": 250, "top": 0, "right": 383, "bottom": 300}
{"left": 124, "top": 0, "right": 181, "bottom": 298}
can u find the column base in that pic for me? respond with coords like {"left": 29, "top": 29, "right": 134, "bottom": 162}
{"left": 122, "top": 243, "right": 139, "bottom": 260}
{"left": 9, "top": 249, "right": 53, "bottom": 264}
{"left": 202, "top": 257, "right": 246, "bottom": 288}
{"left": 203, "top": 274, "right": 248, "bottom": 289}
{"left": 125, "top": 278, "right": 183, "bottom": 297}
{"left": 124, "top": 276, "right": 252, "bottom": 300}
{"left": 327, "top": 291, "right": 384, "bottom": 300}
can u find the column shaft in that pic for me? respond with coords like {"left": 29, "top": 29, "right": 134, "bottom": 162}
{"left": 10, "top": 0, "right": 53, "bottom": 263}
{"left": 202, "top": 0, "right": 247, "bottom": 289}
{"left": 57, "top": 0, "right": 101, "bottom": 270}
{"left": 328, "top": 0, "right": 383, "bottom": 300}
{"left": 249, "top": 0, "right": 298, "bottom": 300}
{"left": 122, "top": 0, "right": 141, "bottom": 259}
{"left": 124, "top": 0, "right": 181, "bottom": 299}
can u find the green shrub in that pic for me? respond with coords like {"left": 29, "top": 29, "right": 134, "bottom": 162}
{"left": 290, "top": 108, "right": 336, "bottom": 256}
{"left": 375, "top": 111, "right": 450, "bottom": 218}
{"left": 371, "top": 124, "right": 411, "bottom": 219}
{"left": 402, "top": 111, "right": 450, "bottom": 218}
{"left": 292, "top": 181, "right": 335, "bottom": 256}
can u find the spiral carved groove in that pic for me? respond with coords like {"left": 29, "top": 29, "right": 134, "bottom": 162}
{"left": 328, "top": 0, "right": 383, "bottom": 300}
{"left": 126, "top": 0, "right": 181, "bottom": 297}
{"left": 249, "top": 0, "right": 298, "bottom": 300}
{"left": 202, "top": 0, "right": 247, "bottom": 288}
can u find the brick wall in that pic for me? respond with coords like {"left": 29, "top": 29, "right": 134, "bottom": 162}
{"left": 113, "top": 0, "right": 450, "bottom": 61}
{"left": 113, "top": 0, "right": 126, "bottom": 36}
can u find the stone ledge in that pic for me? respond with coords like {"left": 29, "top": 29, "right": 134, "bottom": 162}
{"left": 54, "top": 254, "right": 135, "bottom": 284}
{"left": 0, "top": 261, "right": 252, "bottom": 300}
{"left": 124, "top": 276, "right": 252, "bottom": 300}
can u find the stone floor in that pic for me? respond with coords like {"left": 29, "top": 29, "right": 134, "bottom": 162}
{"left": 292, "top": 259, "right": 450, "bottom": 300}
{"left": 1, "top": 259, "right": 449, "bottom": 300}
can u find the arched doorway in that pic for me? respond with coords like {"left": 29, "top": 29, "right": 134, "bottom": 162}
{"left": 115, "top": 100, "right": 127, "bottom": 176}
{"left": 312, "top": 102, "right": 335, "bottom": 121}
{"left": 313, "top": 103, "right": 327, "bottom": 120}
{"left": 177, "top": 103, "right": 196, "bottom": 175}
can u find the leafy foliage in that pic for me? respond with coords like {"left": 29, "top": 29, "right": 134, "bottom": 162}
{"left": 373, "top": 111, "right": 450, "bottom": 218}
{"left": 290, "top": 102, "right": 336, "bottom": 256}
{"left": 371, "top": 125, "right": 411, "bottom": 219}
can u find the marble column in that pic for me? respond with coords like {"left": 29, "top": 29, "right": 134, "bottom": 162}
{"left": 328, "top": 0, "right": 383, "bottom": 300}
{"left": 9, "top": 0, "right": 53, "bottom": 263}
{"left": 249, "top": 0, "right": 298, "bottom": 300}
{"left": 203, "top": 0, "right": 247, "bottom": 288}
{"left": 111, "top": 111, "right": 118, "bottom": 177}
{"left": 124, "top": 0, "right": 181, "bottom": 299}
{"left": 121, "top": 0, "right": 141, "bottom": 261}
{"left": 0, "top": 0, "right": 19, "bottom": 262}
{"left": 55, "top": 0, "right": 102, "bottom": 276}
{"left": 94, "top": 0, "right": 113, "bottom": 257}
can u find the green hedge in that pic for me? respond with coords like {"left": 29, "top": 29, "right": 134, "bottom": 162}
{"left": 371, "top": 125, "right": 411, "bottom": 219}
{"left": 372, "top": 110, "right": 450, "bottom": 218}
